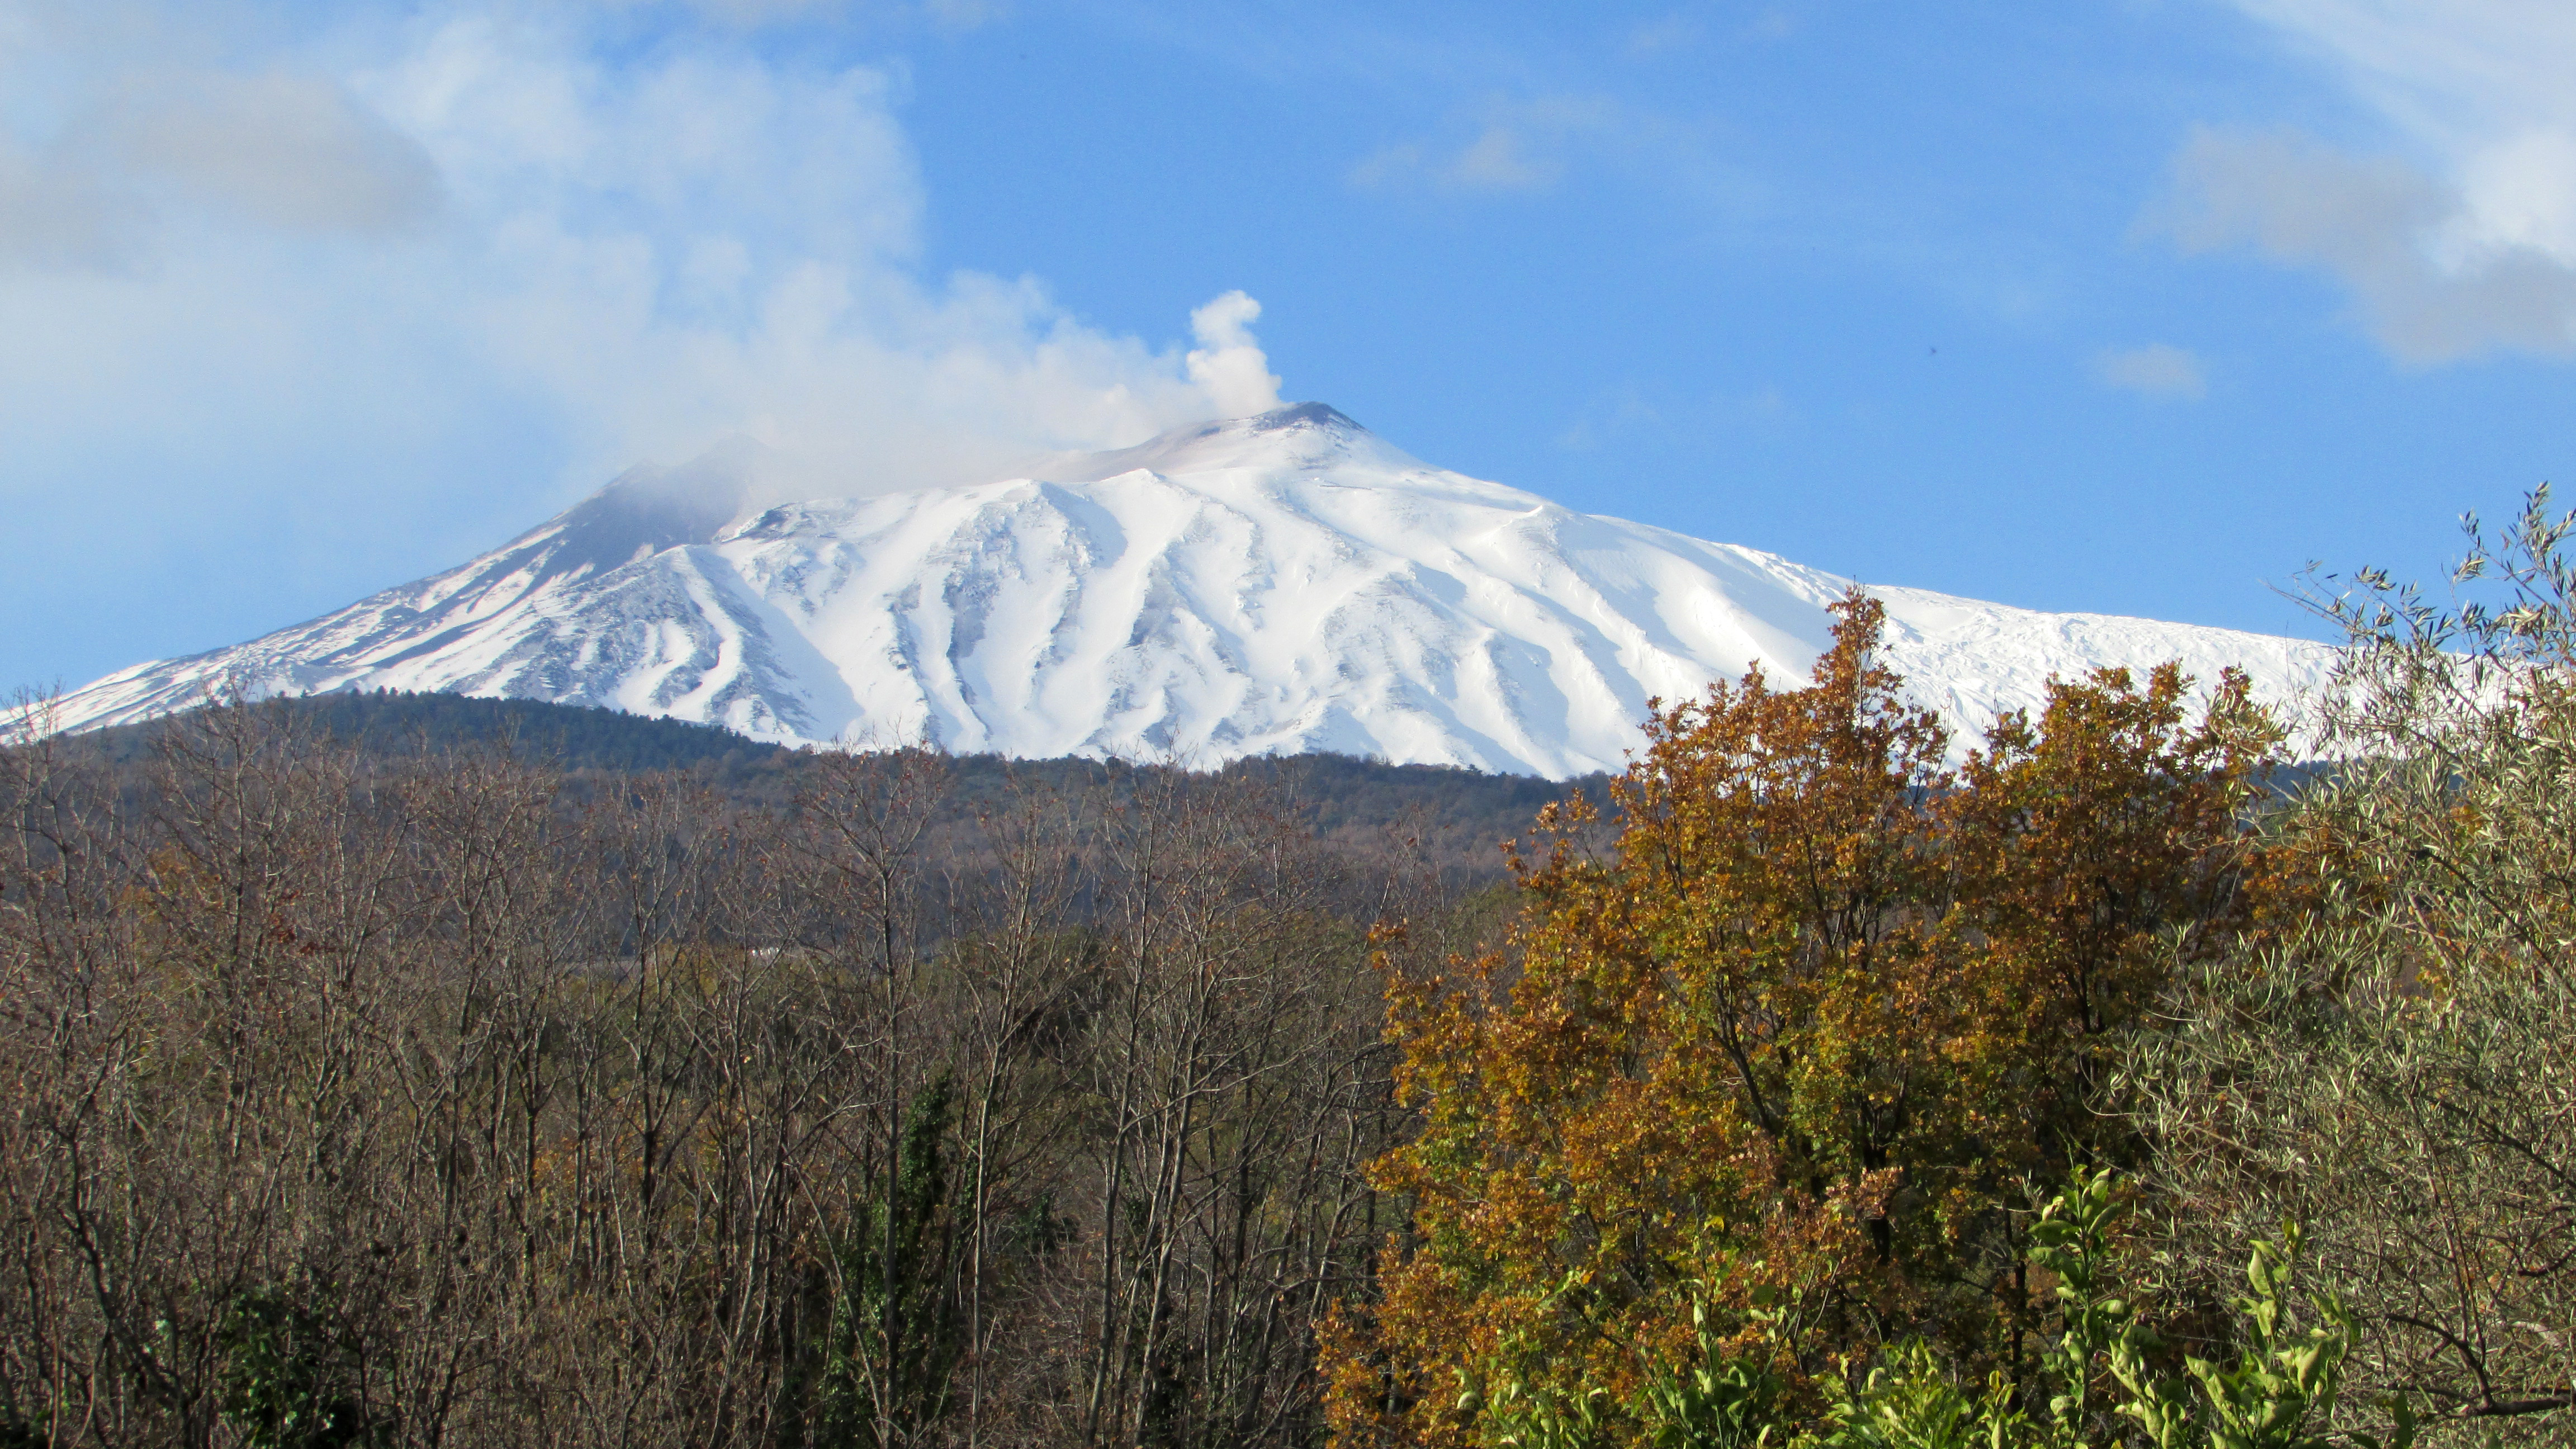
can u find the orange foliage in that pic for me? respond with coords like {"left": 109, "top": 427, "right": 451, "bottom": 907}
{"left": 1323, "top": 594, "right": 2281, "bottom": 1448}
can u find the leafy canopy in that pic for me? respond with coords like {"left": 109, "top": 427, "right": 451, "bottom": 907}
{"left": 1325, "top": 594, "right": 2280, "bottom": 1449}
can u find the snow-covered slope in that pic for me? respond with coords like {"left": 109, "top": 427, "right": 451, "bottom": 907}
{"left": 36, "top": 404, "right": 2334, "bottom": 776}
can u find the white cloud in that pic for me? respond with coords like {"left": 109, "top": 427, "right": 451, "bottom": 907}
{"left": 2094, "top": 342, "right": 2209, "bottom": 400}
{"left": 2181, "top": 1, "right": 2576, "bottom": 360}
{"left": 1349, "top": 94, "right": 1613, "bottom": 196}
{"left": 0, "top": 1, "right": 1286, "bottom": 526}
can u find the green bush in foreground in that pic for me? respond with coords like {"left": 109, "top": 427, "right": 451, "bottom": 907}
{"left": 1469, "top": 1170, "right": 2399, "bottom": 1449}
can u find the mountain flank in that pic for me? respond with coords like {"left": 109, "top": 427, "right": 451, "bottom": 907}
{"left": 36, "top": 404, "right": 2338, "bottom": 774}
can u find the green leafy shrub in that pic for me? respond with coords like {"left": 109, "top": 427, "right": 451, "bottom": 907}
{"left": 215, "top": 1285, "right": 392, "bottom": 1449}
{"left": 1456, "top": 1171, "right": 2394, "bottom": 1449}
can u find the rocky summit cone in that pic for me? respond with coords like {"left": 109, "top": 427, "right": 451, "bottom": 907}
{"left": 37, "top": 405, "right": 2333, "bottom": 776}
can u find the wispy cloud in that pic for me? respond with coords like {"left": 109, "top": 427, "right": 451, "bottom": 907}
{"left": 2174, "top": 1, "right": 2576, "bottom": 361}
{"left": 1622, "top": 13, "right": 1703, "bottom": 58}
{"left": 1556, "top": 386, "right": 1662, "bottom": 450}
{"left": 2094, "top": 343, "right": 2209, "bottom": 400}
{"left": 589, "top": 0, "right": 1006, "bottom": 31}
{"left": 1349, "top": 93, "right": 1615, "bottom": 196}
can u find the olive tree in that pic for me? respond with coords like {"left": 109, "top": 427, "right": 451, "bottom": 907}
{"left": 2125, "top": 491, "right": 2576, "bottom": 1443}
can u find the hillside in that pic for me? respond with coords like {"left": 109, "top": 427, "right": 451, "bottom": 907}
{"left": 55, "top": 692, "right": 1604, "bottom": 891}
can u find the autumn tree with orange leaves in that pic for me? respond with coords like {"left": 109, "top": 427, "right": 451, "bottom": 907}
{"left": 1322, "top": 593, "right": 2282, "bottom": 1449}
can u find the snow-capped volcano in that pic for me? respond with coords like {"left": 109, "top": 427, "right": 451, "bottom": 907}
{"left": 36, "top": 404, "right": 2334, "bottom": 776}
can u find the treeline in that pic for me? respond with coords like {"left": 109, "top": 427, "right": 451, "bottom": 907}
{"left": 64, "top": 693, "right": 1607, "bottom": 898}
{"left": 68, "top": 690, "right": 798, "bottom": 775}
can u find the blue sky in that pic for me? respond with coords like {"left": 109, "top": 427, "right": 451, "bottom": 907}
{"left": 8, "top": 0, "right": 2576, "bottom": 696}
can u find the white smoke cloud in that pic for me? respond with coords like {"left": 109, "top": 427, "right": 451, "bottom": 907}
{"left": 1183, "top": 290, "right": 1284, "bottom": 419}
{"left": 2178, "top": 2, "right": 2576, "bottom": 361}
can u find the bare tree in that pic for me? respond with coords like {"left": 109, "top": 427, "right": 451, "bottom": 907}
{"left": 0, "top": 699, "right": 1427, "bottom": 1449}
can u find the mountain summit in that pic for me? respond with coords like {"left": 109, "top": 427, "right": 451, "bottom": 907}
{"left": 37, "top": 405, "right": 2333, "bottom": 775}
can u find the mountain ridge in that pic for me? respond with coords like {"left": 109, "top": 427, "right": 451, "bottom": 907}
{"left": 30, "top": 404, "right": 2337, "bottom": 776}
